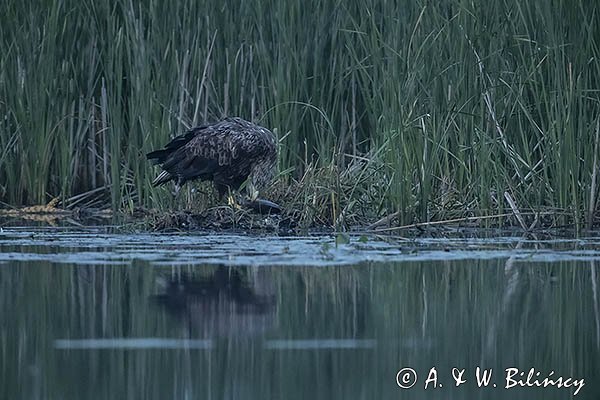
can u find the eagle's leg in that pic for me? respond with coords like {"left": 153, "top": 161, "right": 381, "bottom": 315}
{"left": 226, "top": 191, "right": 236, "bottom": 207}
{"left": 216, "top": 184, "right": 242, "bottom": 209}
{"left": 226, "top": 188, "right": 243, "bottom": 210}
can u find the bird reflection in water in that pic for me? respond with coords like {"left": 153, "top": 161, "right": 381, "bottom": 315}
{"left": 152, "top": 266, "right": 276, "bottom": 338}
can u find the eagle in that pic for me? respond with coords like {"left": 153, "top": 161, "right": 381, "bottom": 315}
{"left": 146, "top": 117, "right": 278, "bottom": 205}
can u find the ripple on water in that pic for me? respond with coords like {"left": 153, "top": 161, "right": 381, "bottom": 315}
{"left": 1, "top": 229, "right": 600, "bottom": 266}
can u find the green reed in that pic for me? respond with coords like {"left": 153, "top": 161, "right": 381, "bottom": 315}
{"left": 0, "top": 0, "right": 598, "bottom": 229}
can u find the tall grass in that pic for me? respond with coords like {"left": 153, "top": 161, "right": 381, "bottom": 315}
{"left": 0, "top": 0, "right": 599, "bottom": 229}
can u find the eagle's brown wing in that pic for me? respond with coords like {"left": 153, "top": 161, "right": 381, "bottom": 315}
{"left": 146, "top": 117, "right": 276, "bottom": 193}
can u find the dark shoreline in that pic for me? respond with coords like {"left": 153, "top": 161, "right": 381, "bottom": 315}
{"left": 0, "top": 205, "right": 595, "bottom": 239}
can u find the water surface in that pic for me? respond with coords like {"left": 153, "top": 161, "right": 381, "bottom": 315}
{"left": 1, "top": 228, "right": 599, "bottom": 399}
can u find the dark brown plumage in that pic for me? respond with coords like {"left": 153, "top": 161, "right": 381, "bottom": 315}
{"left": 146, "top": 117, "right": 277, "bottom": 199}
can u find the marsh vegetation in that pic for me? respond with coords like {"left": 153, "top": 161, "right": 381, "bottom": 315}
{"left": 1, "top": 0, "right": 599, "bottom": 231}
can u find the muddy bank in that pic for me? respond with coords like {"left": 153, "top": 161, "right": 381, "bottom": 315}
{"left": 143, "top": 206, "right": 301, "bottom": 235}
{"left": 0, "top": 200, "right": 593, "bottom": 237}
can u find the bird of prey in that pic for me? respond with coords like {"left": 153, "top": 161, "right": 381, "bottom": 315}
{"left": 147, "top": 117, "right": 277, "bottom": 205}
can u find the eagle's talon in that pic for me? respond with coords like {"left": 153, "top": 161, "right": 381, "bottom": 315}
{"left": 227, "top": 193, "right": 240, "bottom": 209}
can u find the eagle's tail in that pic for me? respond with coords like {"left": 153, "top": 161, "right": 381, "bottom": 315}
{"left": 151, "top": 170, "right": 173, "bottom": 187}
{"left": 147, "top": 148, "right": 175, "bottom": 186}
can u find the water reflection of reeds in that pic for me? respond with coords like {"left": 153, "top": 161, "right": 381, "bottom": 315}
{"left": 0, "top": 258, "right": 598, "bottom": 399}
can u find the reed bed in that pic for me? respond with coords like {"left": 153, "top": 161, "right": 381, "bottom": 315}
{"left": 1, "top": 0, "right": 599, "bottom": 230}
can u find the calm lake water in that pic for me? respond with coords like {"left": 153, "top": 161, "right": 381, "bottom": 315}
{"left": 1, "top": 228, "right": 599, "bottom": 399}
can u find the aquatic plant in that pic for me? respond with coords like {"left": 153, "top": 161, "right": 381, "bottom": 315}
{"left": 0, "top": 0, "right": 598, "bottom": 230}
